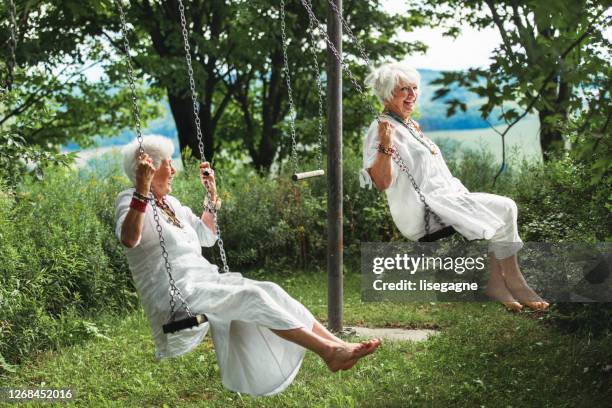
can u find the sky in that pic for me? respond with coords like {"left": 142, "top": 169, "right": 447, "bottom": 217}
{"left": 381, "top": 0, "right": 502, "bottom": 70}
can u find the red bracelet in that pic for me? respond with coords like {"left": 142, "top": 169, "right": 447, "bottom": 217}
{"left": 129, "top": 197, "right": 147, "bottom": 213}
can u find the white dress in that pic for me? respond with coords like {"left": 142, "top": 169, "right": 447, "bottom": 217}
{"left": 115, "top": 189, "right": 315, "bottom": 396}
{"left": 360, "top": 117, "right": 523, "bottom": 259}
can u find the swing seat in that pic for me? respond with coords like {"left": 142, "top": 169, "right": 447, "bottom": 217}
{"left": 418, "top": 226, "right": 457, "bottom": 242}
{"left": 292, "top": 169, "right": 325, "bottom": 181}
{"left": 162, "top": 314, "right": 208, "bottom": 334}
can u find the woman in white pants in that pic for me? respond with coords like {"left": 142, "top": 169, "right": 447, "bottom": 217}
{"left": 361, "top": 62, "right": 548, "bottom": 311}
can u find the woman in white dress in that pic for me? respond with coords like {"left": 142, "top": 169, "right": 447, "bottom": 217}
{"left": 360, "top": 62, "right": 548, "bottom": 311}
{"left": 115, "top": 136, "right": 380, "bottom": 396}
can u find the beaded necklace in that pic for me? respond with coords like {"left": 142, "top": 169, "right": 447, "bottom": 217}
{"left": 382, "top": 110, "right": 438, "bottom": 155}
{"left": 155, "top": 197, "right": 183, "bottom": 228}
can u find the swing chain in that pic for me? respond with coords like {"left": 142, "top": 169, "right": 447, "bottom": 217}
{"left": 152, "top": 198, "right": 193, "bottom": 319}
{"left": 391, "top": 150, "right": 445, "bottom": 237}
{"left": 177, "top": 0, "right": 230, "bottom": 274}
{"left": 325, "top": 0, "right": 370, "bottom": 67}
{"left": 300, "top": 0, "right": 445, "bottom": 237}
{"left": 299, "top": 0, "right": 370, "bottom": 114}
{"left": 280, "top": 0, "right": 300, "bottom": 174}
{"left": 116, "top": 0, "right": 194, "bottom": 319}
{"left": 305, "top": 0, "right": 325, "bottom": 169}
{"left": 177, "top": 0, "right": 206, "bottom": 162}
{"left": 117, "top": 1, "right": 144, "bottom": 157}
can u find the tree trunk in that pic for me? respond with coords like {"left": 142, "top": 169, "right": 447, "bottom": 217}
{"left": 539, "top": 108, "right": 564, "bottom": 162}
{"left": 254, "top": 49, "right": 285, "bottom": 172}
{"left": 539, "top": 75, "right": 571, "bottom": 161}
{"left": 167, "top": 92, "right": 214, "bottom": 161}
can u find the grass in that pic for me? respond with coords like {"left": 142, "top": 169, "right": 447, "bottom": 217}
{"left": 2, "top": 271, "right": 611, "bottom": 407}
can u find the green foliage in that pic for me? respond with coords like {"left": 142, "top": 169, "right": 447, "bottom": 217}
{"left": 0, "top": 165, "right": 135, "bottom": 368}
{"left": 3, "top": 0, "right": 428, "bottom": 170}
{"left": 509, "top": 154, "right": 611, "bottom": 242}
{"left": 171, "top": 144, "right": 610, "bottom": 272}
{"left": 170, "top": 150, "right": 401, "bottom": 271}
{"left": 0, "top": 1, "right": 163, "bottom": 149}
{"left": 408, "top": 0, "right": 611, "bottom": 167}
{"left": 0, "top": 132, "right": 75, "bottom": 188}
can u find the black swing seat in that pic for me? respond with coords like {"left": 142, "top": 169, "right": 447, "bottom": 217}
{"left": 418, "top": 226, "right": 457, "bottom": 243}
{"left": 162, "top": 314, "right": 208, "bottom": 334}
{"left": 292, "top": 169, "right": 325, "bottom": 181}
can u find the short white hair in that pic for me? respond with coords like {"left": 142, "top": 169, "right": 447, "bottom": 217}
{"left": 122, "top": 135, "right": 175, "bottom": 185}
{"left": 365, "top": 62, "right": 421, "bottom": 104}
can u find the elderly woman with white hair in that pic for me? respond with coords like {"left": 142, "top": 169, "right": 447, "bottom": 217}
{"left": 361, "top": 62, "right": 548, "bottom": 311}
{"left": 115, "top": 136, "right": 380, "bottom": 396}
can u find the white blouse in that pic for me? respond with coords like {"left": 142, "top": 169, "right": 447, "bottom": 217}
{"left": 114, "top": 188, "right": 218, "bottom": 360}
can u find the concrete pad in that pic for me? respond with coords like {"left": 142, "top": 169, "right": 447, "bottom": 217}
{"left": 347, "top": 326, "right": 439, "bottom": 342}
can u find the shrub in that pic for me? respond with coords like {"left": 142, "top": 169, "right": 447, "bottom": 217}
{"left": 0, "top": 164, "right": 135, "bottom": 369}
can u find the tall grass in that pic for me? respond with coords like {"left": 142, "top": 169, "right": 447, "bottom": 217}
{"left": 0, "top": 163, "right": 135, "bottom": 370}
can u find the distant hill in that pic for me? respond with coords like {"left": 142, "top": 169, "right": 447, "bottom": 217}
{"left": 417, "top": 69, "right": 506, "bottom": 131}
{"left": 63, "top": 69, "right": 512, "bottom": 151}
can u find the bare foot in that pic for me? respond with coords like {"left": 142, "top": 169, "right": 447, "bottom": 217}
{"left": 349, "top": 338, "right": 382, "bottom": 357}
{"left": 323, "top": 339, "right": 382, "bottom": 372}
{"left": 504, "top": 278, "right": 549, "bottom": 311}
{"left": 485, "top": 278, "right": 523, "bottom": 312}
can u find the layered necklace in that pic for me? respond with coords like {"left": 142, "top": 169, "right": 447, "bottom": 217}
{"left": 382, "top": 110, "right": 438, "bottom": 155}
{"left": 154, "top": 197, "right": 183, "bottom": 228}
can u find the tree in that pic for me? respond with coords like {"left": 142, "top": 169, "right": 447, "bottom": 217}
{"left": 215, "top": 0, "right": 426, "bottom": 171}
{"left": 406, "top": 0, "right": 611, "bottom": 162}
{"left": 106, "top": 0, "right": 426, "bottom": 171}
{"left": 0, "top": 1, "right": 162, "bottom": 149}
{"left": 2, "top": 0, "right": 428, "bottom": 172}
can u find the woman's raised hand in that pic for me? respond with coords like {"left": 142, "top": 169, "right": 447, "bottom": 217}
{"left": 378, "top": 120, "right": 395, "bottom": 147}
{"left": 135, "top": 153, "right": 156, "bottom": 195}
{"left": 200, "top": 162, "right": 217, "bottom": 197}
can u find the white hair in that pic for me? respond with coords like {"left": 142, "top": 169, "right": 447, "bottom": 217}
{"left": 121, "top": 135, "right": 175, "bottom": 185}
{"left": 365, "top": 62, "right": 421, "bottom": 104}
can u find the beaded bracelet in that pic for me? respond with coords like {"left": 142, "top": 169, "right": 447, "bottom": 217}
{"left": 129, "top": 197, "right": 147, "bottom": 213}
{"left": 133, "top": 191, "right": 149, "bottom": 202}
{"left": 377, "top": 143, "right": 396, "bottom": 156}
{"left": 203, "top": 196, "right": 221, "bottom": 213}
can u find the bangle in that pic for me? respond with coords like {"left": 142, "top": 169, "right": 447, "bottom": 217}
{"left": 130, "top": 197, "right": 147, "bottom": 213}
{"left": 133, "top": 191, "right": 149, "bottom": 202}
{"left": 377, "top": 143, "right": 395, "bottom": 156}
{"left": 203, "top": 196, "right": 221, "bottom": 213}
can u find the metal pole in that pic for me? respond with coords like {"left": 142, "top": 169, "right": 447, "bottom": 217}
{"left": 327, "top": 0, "right": 343, "bottom": 332}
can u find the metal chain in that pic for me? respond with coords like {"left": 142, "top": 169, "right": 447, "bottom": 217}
{"left": 391, "top": 149, "right": 445, "bottom": 237}
{"left": 280, "top": 0, "right": 300, "bottom": 174}
{"left": 301, "top": 0, "right": 444, "bottom": 236}
{"left": 117, "top": 2, "right": 144, "bottom": 156}
{"left": 305, "top": 0, "right": 325, "bottom": 169}
{"left": 382, "top": 111, "right": 438, "bottom": 154}
{"left": 325, "top": 0, "right": 370, "bottom": 66}
{"left": 177, "top": 0, "right": 205, "bottom": 162}
{"left": 116, "top": 0, "right": 193, "bottom": 320}
{"left": 176, "top": 0, "right": 230, "bottom": 274}
{"left": 5, "top": 0, "right": 17, "bottom": 92}
{"left": 299, "top": 0, "right": 374, "bottom": 117}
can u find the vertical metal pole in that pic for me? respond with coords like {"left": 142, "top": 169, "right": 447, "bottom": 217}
{"left": 327, "top": 0, "right": 343, "bottom": 332}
